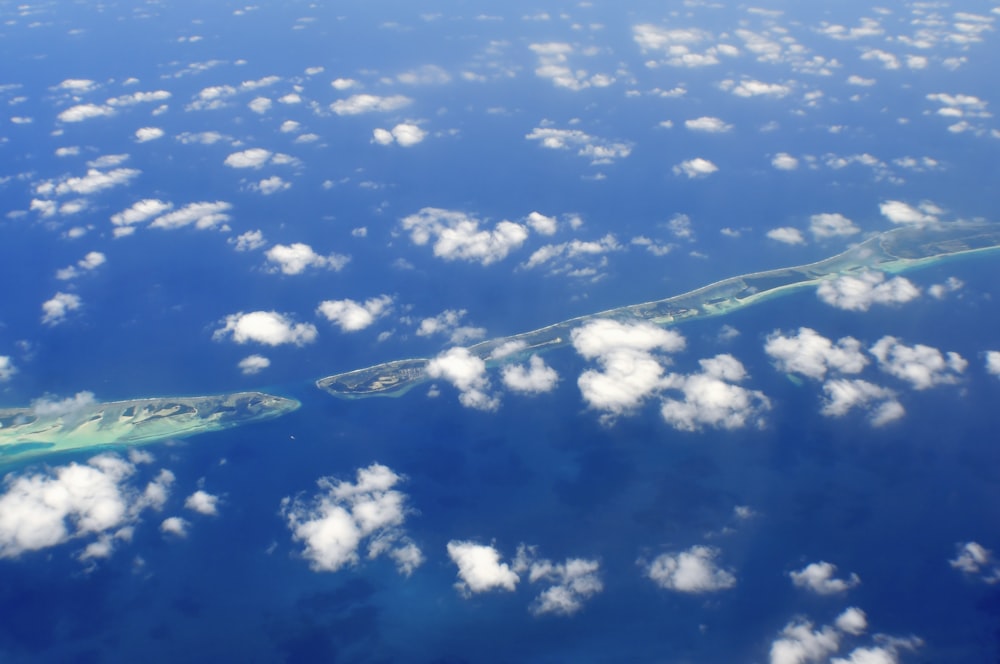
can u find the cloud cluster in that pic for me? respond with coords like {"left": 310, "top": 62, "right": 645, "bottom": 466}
{"left": 522, "top": 234, "right": 621, "bottom": 277}
{"left": 330, "top": 94, "right": 412, "bottom": 115}
{"left": 646, "top": 545, "right": 736, "bottom": 593}
{"left": 0, "top": 454, "right": 173, "bottom": 561}
{"left": 660, "top": 355, "right": 770, "bottom": 432}
{"left": 56, "top": 251, "right": 106, "bottom": 280}
{"left": 41, "top": 292, "right": 82, "bottom": 325}
{"left": 879, "top": 200, "right": 940, "bottom": 225}
{"left": 0, "top": 356, "right": 16, "bottom": 382}
{"left": 673, "top": 157, "right": 718, "bottom": 178}
{"left": 821, "top": 379, "right": 904, "bottom": 427}
{"left": 501, "top": 355, "right": 559, "bottom": 394}
{"left": 447, "top": 541, "right": 520, "bottom": 596}
{"left": 950, "top": 541, "right": 1000, "bottom": 583}
{"left": 790, "top": 561, "right": 861, "bottom": 595}
{"left": 632, "top": 24, "right": 736, "bottom": 68}
{"left": 36, "top": 167, "right": 140, "bottom": 197}
{"left": 213, "top": 311, "right": 318, "bottom": 346}
{"left": 869, "top": 336, "right": 966, "bottom": 390}
{"left": 768, "top": 609, "right": 921, "bottom": 664}
{"left": 282, "top": 463, "right": 422, "bottom": 575}
{"left": 529, "top": 42, "right": 615, "bottom": 91}
{"left": 317, "top": 295, "right": 393, "bottom": 332}
{"left": 57, "top": 103, "right": 115, "bottom": 123}
{"left": 372, "top": 123, "right": 427, "bottom": 147}
{"left": 810, "top": 213, "right": 859, "bottom": 239}
{"left": 817, "top": 271, "right": 920, "bottom": 311}
{"left": 426, "top": 347, "right": 499, "bottom": 411}
{"left": 134, "top": 127, "right": 164, "bottom": 143}
{"left": 148, "top": 201, "right": 232, "bottom": 231}
{"left": 399, "top": 207, "right": 528, "bottom": 266}
{"left": 765, "top": 328, "right": 868, "bottom": 380}
{"left": 415, "top": 309, "right": 485, "bottom": 344}
{"left": 525, "top": 126, "right": 632, "bottom": 165}
{"left": 265, "top": 243, "right": 350, "bottom": 275}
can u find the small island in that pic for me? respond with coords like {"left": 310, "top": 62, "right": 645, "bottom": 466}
{"left": 0, "top": 391, "right": 301, "bottom": 466}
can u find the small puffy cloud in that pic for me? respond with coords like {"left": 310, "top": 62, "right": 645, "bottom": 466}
{"left": 447, "top": 541, "right": 519, "bottom": 596}
{"left": 525, "top": 212, "right": 558, "bottom": 236}
{"left": 265, "top": 243, "right": 350, "bottom": 275}
{"left": 213, "top": 311, "right": 318, "bottom": 346}
{"left": 771, "top": 153, "right": 799, "bottom": 170}
{"left": 399, "top": 207, "right": 529, "bottom": 266}
{"left": 835, "top": 607, "right": 868, "bottom": 636}
{"left": 810, "top": 213, "right": 859, "bottom": 238}
{"left": 720, "top": 78, "right": 791, "bottom": 98}
{"left": 817, "top": 271, "right": 920, "bottom": 311}
{"left": 184, "top": 490, "right": 219, "bottom": 516}
{"left": 879, "top": 200, "right": 939, "bottom": 225}
{"left": 42, "top": 292, "right": 82, "bottom": 325}
{"left": 224, "top": 148, "right": 273, "bottom": 169}
{"left": 869, "top": 336, "right": 966, "bottom": 390}
{"left": 397, "top": 64, "right": 451, "bottom": 86}
{"left": 249, "top": 176, "right": 291, "bottom": 195}
{"left": 525, "top": 126, "right": 632, "bottom": 165}
{"left": 56, "top": 251, "right": 107, "bottom": 280}
{"left": 790, "top": 561, "right": 861, "bottom": 594}
{"left": 238, "top": 354, "right": 270, "bottom": 375}
{"left": 513, "top": 545, "right": 603, "bottom": 616}
{"left": 673, "top": 158, "right": 718, "bottom": 178}
{"left": 685, "top": 116, "right": 732, "bottom": 133}
{"left": 56, "top": 78, "right": 97, "bottom": 93}
{"left": 282, "top": 463, "right": 422, "bottom": 575}
{"left": 330, "top": 94, "right": 412, "bottom": 115}
{"left": 38, "top": 168, "right": 141, "bottom": 197}
{"left": 106, "top": 90, "right": 171, "bottom": 107}
{"left": 501, "top": 355, "right": 559, "bottom": 394}
{"left": 767, "top": 227, "right": 806, "bottom": 245}
{"left": 330, "top": 77, "right": 359, "bottom": 90}
{"left": 0, "top": 454, "right": 172, "bottom": 560}
{"left": 927, "top": 276, "right": 963, "bottom": 300}
{"left": 416, "top": 309, "right": 484, "bottom": 345}
{"left": 769, "top": 620, "right": 841, "bottom": 664}
{"left": 986, "top": 351, "right": 1000, "bottom": 377}
{"left": 765, "top": 328, "right": 868, "bottom": 380}
{"left": 426, "top": 347, "right": 499, "bottom": 411}
{"left": 317, "top": 295, "right": 393, "bottom": 332}
{"left": 31, "top": 391, "right": 98, "bottom": 422}
{"left": 57, "top": 103, "right": 114, "bottom": 122}
{"left": 248, "top": 97, "right": 272, "bottom": 114}
{"left": 950, "top": 541, "right": 1000, "bottom": 582}
{"left": 372, "top": 123, "right": 427, "bottom": 147}
{"left": 160, "top": 517, "right": 189, "bottom": 537}
{"left": 522, "top": 234, "right": 621, "bottom": 275}
{"left": 646, "top": 545, "right": 736, "bottom": 593}
{"left": 134, "top": 127, "right": 165, "bottom": 143}
{"left": 660, "top": 355, "right": 770, "bottom": 432}
{"left": 820, "top": 379, "right": 904, "bottom": 426}
{"left": 0, "top": 356, "right": 16, "bottom": 382}
{"left": 230, "top": 229, "right": 266, "bottom": 252}
{"left": 149, "top": 201, "right": 231, "bottom": 230}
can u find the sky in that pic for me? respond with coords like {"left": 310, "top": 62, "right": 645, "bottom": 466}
{"left": 1, "top": 1, "right": 1000, "bottom": 662}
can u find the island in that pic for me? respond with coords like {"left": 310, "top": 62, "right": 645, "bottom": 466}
{"left": 317, "top": 220, "right": 1000, "bottom": 399}
{"left": 0, "top": 392, "right": 300, "bottom": 466}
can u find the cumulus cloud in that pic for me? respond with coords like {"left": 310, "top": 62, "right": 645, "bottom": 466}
{"left": 513, "top": 545, "right": 603, "bottom": 616}
{"left": 42, "top": 292, "right": 82, "bottom": 325}
{"left": 869, "top": 336, "right": 966, "bottom": 390}
{"left": 0, "top": 356, "right": 16, "bottom": 382}
{"left": 986, "top": 351, "right": 1000, "bottom": 377}
{"left": 0, "top": 454, "right": 172, "bottom": 560}
{"left": 572, "top": 319, "right": 685, "bottom": 419}
{"left": 213, "top": 311, "right": 318, "bottom": 346}
{"left": 524, "top": 212, "right": 558, "bottom": 236}
{"left": 282, "top": 463, "right": 422, "bottom": 575}
{"left": 673, "top": 158, "right": 718, "bottom": 178}
{"left": 817, "top": 271, "right": 920, "bottom": 311}
{"left": 769, "top": 610, "right": 921, "bottom": 664}
{"left": 820, "top": 379, "right": 904, "bottom": 426}
{"left": 765, "top": 328, "right": 868, "bottom": 380}
{"left": 317, "top": 295, "right": 393, "bottom": 332}
{"left": 56, "top": 251, "right": 106, "bottom": 280}
{"left": 399, "top": 207, "right": 529, "bottom": 266}
{"left": 646, "top": 545, "right": 736, "bottom": 593}
{"left": 149, "top": 201, "right": 231, "bottom": 231}
{"left": 249, "top": 176, "right": 291, "bottom": 195}
{"left": 522, "top": 234, "right": 621, "bottom": 275}
{"left": 525, "top": 126, "right": 632, "bottom": 165}
{"left": 184, "top": 490, "right": 219, "bottom": 516}
{"left": 950, "top": 541, "right": 1000, "bottom": 582}
{"left": 238, "top": 354, "right": 270, "bottom": 375}
{"left": 248, "top": 97, "right": 272, "bottom": 114}
{"left": 879, "top": 200, "right": 939, "bottom": 225}
{"left": 57, "top": 103, "right": 115, "bottom": 122}
{"left": 769, "top": 620, "right": 841, "bottom": 664}
{"left": 107, "top": 90, "right": 171, "bottom": 107}
{"left": 771, "top": 153, "right": 799, "bottom": 170}
{"left": 632, "top": 24, "right": 733, "bottom": 68}
{"left": 426, "top": 347, "right": 499, "bottom": 411}
{"left": 660, "top": 355, "right": 770, "bottom": 432}
{"left": 265, "top": 243, "right": 350, "bottom": 275}
{"left": 224, "top": 148, "right": 273, "bottom": 169}
{"left": 720, "top": 78, "right": 791, "bottom": 98}
{"left": 810, "top": 213, "right": 859, "bottom": 238}
{"left": 230, "top": 230, "right": 266, "bottom": 252}
{"left": 767, "top": 227, "right": 806, "bottom": 245}
{"left": 160, "top": 516, "right": 189, "bottom": 537}
{"left": 330, "top": 94, "right": 412, "bottom": 115}
{"left": 685, "top": 116, "right": 732, "bottom": 133}
{"left": 415, "top": 309, "right": 485, "bottom": 345}
{"left": 36, "top": 168, "right": 140, "bottom": 197}
{"left": 501, "top": 355, "right": 559, "bottom": 394}
{"left": 372, "top": 123, "right": 427, "bottom": 147}
{"left": 790, "top": 561, "right": 861, "bottom": 594}
{"left": 134, "top": 127, "right": 165, "bottom": 143}
{"left": 447, "top": 541, "right": 520, "bottom": 596}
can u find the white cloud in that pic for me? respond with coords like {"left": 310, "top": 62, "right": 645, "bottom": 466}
{"left": 250, "top": 176, "right": 291, "bottom": 195}
{"left": 767, "top": 227, "right": 806, "bottom": 245}
{"left": 660, "top": 355, "right": 770, "bottom": 432}
{"left": 927, "top": 277, "right": 963, "bottom": 300}
{"left": 790, "top": 561, "right": 861, "bottom": 594}
{"left": 673, "top": 158, "right": 718, "bottom": 178}
{"left": 769, "top": 620, "right": 841, "bottom": 664}
{"left": 149, "top": 201, "right": 231, "bottom": 230}
{"left": 134, "top": 127, "right": 165, "bottom": 143}
{"left": 57, "top": 103, "right": 114, "bottom": 122}
{"left": 240, "top": 76, "right": 281, "bottom": 91}
{"left": 224, "top": 148, "right": 273, "bottom": 169}
{"left": 248, "top": 97, "right": 272, "bottom": 114}
{"left": 397, "top": 64, "right": 451, "bottom": 86}
{"left": 835, "top": 608, "right": 868, "bottom": 636}
{"left": 720, "top": 78, "right": 791, "bottom": 98}
{"left": 42, "top": 292, "right": 82, "bottom": 325}
{"left": 399, "top": 207, "right": 529, "bottom": 266}
{"left": 810, "top": 213, "right": 859, "bottom": 238}
{"left": 176, "top": 131, "right": 229, "bottom": 145}
{"left": 513, "top": 545, "right": 603, "bottom": 616}
{"left": 869, "top": 336, "right": 966, "bottom": 390}
{"left": 330, "top": 78, "right": 359, "bottom": 90}
{"left": 112, "top": 199, "right": 173, "bottom": 229}
{"left": 372, "top": 122, "right": 427, "bottom": 147}
{"left": 317, "top": 295, "right": 393, "bottom": 332}
{"left": 56, "top": 78, "right": 97, "bottom": 93}
{"left": 847, "top": 75, "right": 876, "bottom": 86}
{"left": 426, "top": 347, "right": 499, "bottom": 411}
{"left": 646, "top": 545, "right": 736, "bottom": 593}
{"left": 522, "top": 234, "right": 621, "bottom": 274}
{"left": 38, "top": 168, "right": 141, "bottom": 197}
{"left": 632, "top": 24, "right": 732, "bottom": 68}
{"left": 238, "top": 354, "right": 270, "bottom": 375}
{"left": 572, "top": 319, "right": 685, "bottom": 419}
{"left": 447, "top": 541, "right": 519, "bottom": 596}
{"left": 950, "top": 541, "right": 1000, "bottom": 582}
{"left": 265, "top": 243, "right": 349, "bottom": 275}
{"left": 879, "top": 200, "right": 939, "bottom": 225}
{"left": 372, "top": 128, "right": 394, "bottom": 145}
{"left": 820, "top": 379, "right": 904, "bottom": 426}
{"left": 56, "top": 251, "right": 106, "bottom": 280}
{"left": 525, "top": 212, "right": 558, "bottom": 236}
{"left": 765, "top": 328, "right": 868, "bottom": 380}
{"left": 0, "top": 356, "right": 16, "bottom": 382}
{"left": 106, "top": 90, "right": 171, "bottom": 107}
{"left": 986, "top": 351, "right": 1000, "bottom": 377}
{"left": 861, "top": 48, "right": 900, "bottom": 70}
{"left": 525, "top": 126, "right": 632, "bottom": 165}
{"left": 160, "top": 517, "right": 189, "bottom": 537}
{"left": 416, "top": 309, "right": 485, "bottom": 345}
{"left": 330, "top": 94, "right": 412, "bottom": 115}
{"left": 282, "top": 463, "right": 422, "bottom": 575}
{"left": 230, "top": 229, "right": 266, "bottom": 252}
{"left": 213, "top": 311, "right": 318, "bottom": 346}
{"left": 685, "top": 116, "right": 732, "bottom": 133}
{"left": 184, "top": 490, "right": 219, "bottom": 516}
{"left": 0, "top": 454, "right": 172, "bottom": 560}
{"left": 771, "top": 153, "right": 799, "bottom": 170}
{"left": 817, "top": 271, "right": 920, "bottom": 311}
{"left": 501, "top": 355, "right": 559, "bottom": 394}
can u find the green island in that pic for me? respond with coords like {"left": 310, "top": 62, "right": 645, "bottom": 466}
{"left": 0, "top": 392, "right": 300, "bottom": 466}
{"left": 317, "top": 220, "right": 1000, "bottom": 399}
